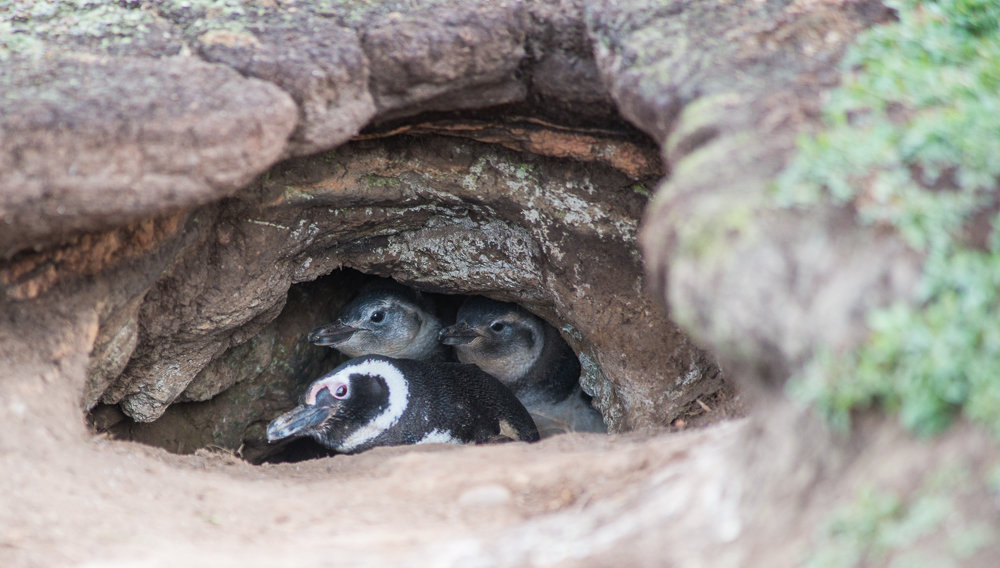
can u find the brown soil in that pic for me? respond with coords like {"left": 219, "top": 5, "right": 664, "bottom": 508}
{"left": 2, "top": 404, "right": 743, "bottom": 567}
{"left": 3, "top": 306, "right": 997, "bottom": 567}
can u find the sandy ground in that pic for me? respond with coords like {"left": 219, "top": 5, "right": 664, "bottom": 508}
{"left": 0, "top": 288, "right": 754, "bottom": 568}
{"left": 2, "top": 414, "right": 744, "bottom": 568}
{"left": 5, "top": 307, "right": 1000, "bottom": 568}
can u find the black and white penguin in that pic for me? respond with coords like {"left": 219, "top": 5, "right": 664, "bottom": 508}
{"left": 266, "top": 355, "right": 539, "bottom": 453}
{"left": 308, "top": 279, "right": 450, "bottom": 362}
{"left": 439, "top": 296, "right": 606, "bottom": 437}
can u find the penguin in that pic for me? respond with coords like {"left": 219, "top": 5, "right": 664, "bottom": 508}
{"left": 439, "top": 296, "right": 607, "bottom": 437}
{"left": 266, "top": 355, "right": 540, "bottom": 454}
{"left": 308, "top": 279, "right": 450, "bottom": 362}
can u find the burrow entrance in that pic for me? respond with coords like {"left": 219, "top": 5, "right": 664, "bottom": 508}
{"left": 84, "top": 114, "right": 733, "bottom": 463}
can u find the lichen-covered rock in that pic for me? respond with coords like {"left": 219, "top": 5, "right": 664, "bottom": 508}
{"left": 1, "top": 0, "right": 728, "bottom": 433}
{"left": 107, "top": 277, "right": 354, "bottom": 462}
{"left": 523, "top": 0, "right": 617, "bottom": 123}
{"left": 100, "top": 207, "right": 297, "bottom": 421}
{"left": 586, "top": 0, "right": 916, "bottom": 388}
{"left": 360, "top": 1, "right": 529, "bottom": 120}
{"left": 0, "top": 0, "right": 902, "bottom": 436}
{"left": 92, "top": 136, "right": 716, "bottom": 430}
{"left": 191, "top": 13, "right": 377, "bottom": 157}
{"left": 0, "top": 56, "right": 298, "bottom": 259}
{"left": 83, "top": 296, "right": 142, "bottom": 411}
{"left": 3, "top": 0, "right": 907, "bottom": 436}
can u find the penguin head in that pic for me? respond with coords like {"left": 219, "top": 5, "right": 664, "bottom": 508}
{"left": 308, "top": 280, "right": 441, "bottom": 359}
{"left": 439, "top": 296, "right": 545, "bottom": 385}
{"left": 266, "top": 356, "right": 410, "bottom": 453}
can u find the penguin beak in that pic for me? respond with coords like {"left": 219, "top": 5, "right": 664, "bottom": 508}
{"left": 308, "top": 324, "right": 359, "bottom": 346}
{"left": 439, "top": 323, "right": 481, "bottom": 346}
{"left": 266, "top": 404, "right": 335, "bottom": 442}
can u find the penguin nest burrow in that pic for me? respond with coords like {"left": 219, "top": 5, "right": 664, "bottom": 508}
{"left": 85, "top": 125, "right": 728, "bottom": 464}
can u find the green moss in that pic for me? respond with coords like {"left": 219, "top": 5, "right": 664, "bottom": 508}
{"left": 675, "top": 194, "right": 759, "bottom": 263}
{"left": 283, "top": 186, "right": 315, "bottom": 202}
{"left": 0, "top": 0, "right": 169, "bottom": 60}
{"left": 775, "top": 0, "right": 1000, "bottom": 436}
{"left": 308, "top": 0, "right": 455, "bottom": 27}
{"left": 362, "top": 174, "right": 399, "bottom": 188}
{"left": 630, "top": 184, "right": 651, "bottom": 197}
{"left": 159, "top": 0, "right": 267, "bottom": 34}
{"left": 804, "top": 465, "right": 992, "bottom": 567}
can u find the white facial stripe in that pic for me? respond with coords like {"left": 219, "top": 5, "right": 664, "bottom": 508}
{"left": 334, "top": 359, "right": 409, "bottom": 452}
{"left": 416, "top": 429, "right": 462, "bottom": 445}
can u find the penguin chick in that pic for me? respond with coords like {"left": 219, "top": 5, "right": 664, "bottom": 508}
{"left": 266, "top": 355, "right": 539, "bottom": 453}
{"left": 439, "top": 296, "right": 606, "bottom": 436}
{"left": 308, "top": 279, "right": 448, "bottom": 361}
{"left": 439, "top": 296, "right": 578, "bottom": 404}
{"left": 525, "top": 387, "right": 608, "bottom": 438}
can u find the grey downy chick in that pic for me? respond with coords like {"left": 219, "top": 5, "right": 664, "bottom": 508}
{"left": 266, "top": 355, "right": 539, "bottom": 453}
{"left": 308, "top": 279, "right": 449, "bottom": 362}
{"left": 439, "top": 296, "right": 606, "bottom": 437}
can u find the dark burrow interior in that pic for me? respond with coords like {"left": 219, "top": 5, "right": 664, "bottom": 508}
{"left": 81, "top": 110, "right": 735, "bottom": 465}
{"left": 87, "top": 269, "right": 616, "bottom": 464}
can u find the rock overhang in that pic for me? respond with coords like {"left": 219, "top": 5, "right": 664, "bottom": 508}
{"left": 1, "top": 0, "right": 740, "bottom": 449}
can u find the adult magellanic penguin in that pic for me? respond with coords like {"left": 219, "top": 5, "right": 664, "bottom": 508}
{"left": 439, "top": 296, "right": 606, "bottom": 437}
{"left": 266, "top": 355, "right": 539, "bottom": 454}
{"left": 308, "top": 279, "right": 450, "bottom": 362}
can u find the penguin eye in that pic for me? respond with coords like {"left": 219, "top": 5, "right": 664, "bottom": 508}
{"left": 333, "top": 384, "right": 348, "bottom": 399}
{"left": 490, "top": 322, "right": 505, "bottom": 332}
{"left": 370, "top": 311, "right": 385, "bottom": 323}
